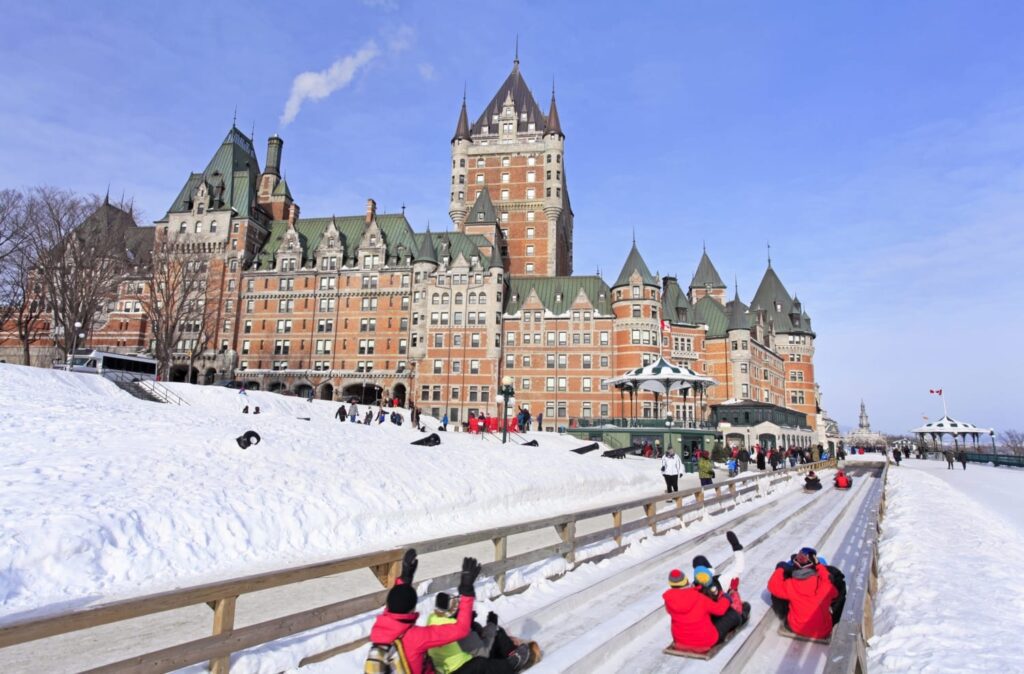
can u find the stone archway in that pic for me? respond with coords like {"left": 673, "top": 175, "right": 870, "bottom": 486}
{"left": 268, "top": 381, "right": 287, "bottom": 393}
{"left": 294, "top": 382, "right": 314, "bottom": 400}
{"left": 203, "top": 368, "right": 217, "bottom": 385}
{"left": 341, "top": 382, "right": 381, "bottom": 405}
{"left": 392, "top": 383, "right": 407, "bottom": 407}
{"left": 319, "top": 382, "right": 335, "bottom": 401}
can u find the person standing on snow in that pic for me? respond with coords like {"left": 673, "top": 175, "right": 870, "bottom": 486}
{"left": 956, "top": 448, "right": 967, "bottom": 470}
{"left": 892, "top": 448, "right": 902, "bottom": 466}
{"left": 349, "top": 402, "right": 360, "bottom": 423}
{"left": 943, "top": 448, "right": 955, "bottom": 469}
{"left": 661, "top": 450, "right": 684, "bottom": 493}
{"left": 737, "top": 447, "right": 750, "bottom": 473}
{"left": 697, "top": 451, "right": 715, "bottom": 487}
{"left": 335, "top": 404, "right": 347, "bottom": 422}
{"left": 756, "top": 446, "right": 767, "bottom": 471}
{"left": 441, "top": 413, "right": 449, "bottom": 432}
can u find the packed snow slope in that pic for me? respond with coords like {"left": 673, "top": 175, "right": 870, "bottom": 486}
{"left": 0, "top": 364, "right": 655, "bottom": 621}
{"left": 869, "top": 458, "right": 1024, "bottom": 673}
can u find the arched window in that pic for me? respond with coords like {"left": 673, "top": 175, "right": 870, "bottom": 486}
{"left": 455, "top": 292, "right": 463, "bottom": 305}
{"left": 431, "top": 293, "right": 439, "bottom": 305}
{"left": 179, "top": 222, "right": 186, "bottom": 233}
{"left": 468, "top": 292, "right": 477, "bottom": 305}
{"left": 442, "top": 292, "right": 450, "bottom": 304}
{"left": 210, "top": 221, "right": 217, "bottom": 233}
{"left": 195, "top": 221, "right": 202, "bottom": 233}
{"left": 478, "top": 292, "right": 487, "bottom": 304}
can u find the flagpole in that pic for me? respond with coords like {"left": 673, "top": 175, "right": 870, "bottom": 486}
{"left": 941, "top": 391, "right": 948, "bottom": 418}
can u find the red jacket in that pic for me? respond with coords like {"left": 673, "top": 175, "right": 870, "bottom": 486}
{"left": 835, "top": 474, "right": 851, "bottom": 488}
{"left": 663, "top": 586, "right": 731, "bottom": 652}
{"left": 368, "top": 585, "right": 474, "bottom": 674}
{"left": 767, "top": 564, "right": 838, "bottom": 639}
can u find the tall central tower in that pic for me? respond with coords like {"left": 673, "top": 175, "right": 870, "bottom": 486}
{"left": 449, "top": 56, "right": 573, "bottom": 276}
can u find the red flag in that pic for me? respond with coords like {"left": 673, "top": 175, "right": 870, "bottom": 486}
{"left": 930, "top": 389, "right": 943, "bottom": 395}
{"left": 660, "top": 319, "right": 669, "bottom": 332}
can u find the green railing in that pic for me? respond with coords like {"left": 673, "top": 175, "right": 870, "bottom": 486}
{"left": 571, "top": 417, "right": 717, "bottom": 430}
{"left": 964, "top": 452, "right": 1024, "bottom": 467}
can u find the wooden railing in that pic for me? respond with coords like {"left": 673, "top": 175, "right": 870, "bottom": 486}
{"left": 0, "top": 460, "right": 835, "bottom": 673}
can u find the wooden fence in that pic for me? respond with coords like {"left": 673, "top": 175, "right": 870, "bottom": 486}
{"left": 0, "top": 460, "right": 834, "bottom": 673}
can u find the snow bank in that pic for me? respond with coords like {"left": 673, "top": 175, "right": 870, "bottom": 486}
{"left": 0, "top": 364, "right": 655, "bottom": 620}
{"left": 869, "top": 463, "right": 1024, "bottom": 673}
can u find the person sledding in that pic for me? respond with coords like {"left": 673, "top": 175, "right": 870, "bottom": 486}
{"left": 767, "top": 547, "right": 846, "bottom": 642}
{"left": 427, "top": 594, "right": 539, "bottom": 673}
{"left": 833, "top": 469, "right": 852, "bottom": 489}
{"left": 803, "top": 471, "right": 823, "bottom": 491}
{"left": 663, "top": 532, "right": 750, "bottom": 657}
{"left": 366, "top": 549, "right": 481, "bottom": 674}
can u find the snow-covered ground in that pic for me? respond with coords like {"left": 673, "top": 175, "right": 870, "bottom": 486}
{"left": 869, "top": 458, "right": 1024, "bottom": 673}
{"left": 0, "top": 364, "right": 661, "bottom": 622}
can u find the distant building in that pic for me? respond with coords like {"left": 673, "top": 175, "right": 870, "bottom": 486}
{"left": 1, "top": 56, "right": 825, "bottom": 441}
{"left": 844, "top": 400, "right": 887, "bottom": 449}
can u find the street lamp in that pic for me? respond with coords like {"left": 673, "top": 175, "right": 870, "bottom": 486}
{"left": 500, "top": 375, "right": 515, "bottom": 444}
{"left": 67, "top": 321, "right": 84, "bottom": 367}
{"left": 990, "top": 430, "right": 997, "bottom": 453}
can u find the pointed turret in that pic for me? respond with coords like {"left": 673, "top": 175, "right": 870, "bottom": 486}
{"left": 544, "top": 87, "right": 563, "bottom": 138}
{"left": 613, "top": 241, "right": 658, "bottom": 288}
{"left": 726, "top": 289, "right": 750, "bottom": 332}
{"left": 689, "top": 251, "right": 727, "bottom": 290}
{"left": 465, "top": 187, "right": 497, "bottom": 224}
{"left": 487, "top": 236, "right": 505, "bottom": 270}
{"left": 414, "top": 228, "right": 438, "bottom": 265}
{"left": 751, "top": 264, "right": 795, "bottom": 331}
{"left": 452, "top": 97, "right": 471, "bottom": 142}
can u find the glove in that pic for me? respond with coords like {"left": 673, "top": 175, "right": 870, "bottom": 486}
{"left": 726, "top": 531, "right": 744, "bottom": 551}
{"left": 458, "top": 557, "right": 482, "bottom": 597}
{"left": 400, "top": 548, "right": 418, "bottom": 584}
{"left": 730, "top": 577, "right": 740, "bottom": 592}
{"left": 487, "top": 611, "right": 499, "bottom": 625}
{"left": 777, "top": 561, "right": 793, "bottom": 571}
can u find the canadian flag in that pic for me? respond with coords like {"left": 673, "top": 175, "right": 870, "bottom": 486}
{"left": 660, "top": 319, "right": 670, "bottom": 332}
{"left": 929, "top": 389, "right": 943, "bottom": 395}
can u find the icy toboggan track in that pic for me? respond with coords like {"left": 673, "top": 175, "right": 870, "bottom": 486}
{"left": 493, "top": 466, "right": 883, "bottom": 674}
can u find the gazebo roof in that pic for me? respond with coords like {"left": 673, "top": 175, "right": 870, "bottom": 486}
{"left": 911, "top": 414, "right": 993, "bottom": 435}
{"left": 606, "top": 357, "right": 717, "bottom": 393}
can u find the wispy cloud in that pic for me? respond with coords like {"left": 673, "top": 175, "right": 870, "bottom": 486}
{"left": 418, "top": 63, "right": 436, "bottom": 81}
{"left": 361, "top": 0, "right": 398, "bottom": 9}
{"left": 388, "top": 25, "right": 415, "bottom": 54}
{"left": 280, "top": 41, "right": 380, "bottom": 126}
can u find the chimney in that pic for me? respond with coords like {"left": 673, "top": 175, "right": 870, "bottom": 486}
{"left": 265, "top": 135, "right": 284, "bottom": 176}
{"left": 365, "top": 198, "right": 377, "bottom": 224}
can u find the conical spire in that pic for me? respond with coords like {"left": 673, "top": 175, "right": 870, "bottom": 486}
{"left": 689, "top": 251, "right": 727, "bottom": 290}
{"left": 487, "top": 238, "right": 504, "bottom": 269}
{"left": 452, "top": 95, "right": 471, "bottom": 142}
{"left": 466, "top": 187, "right": 497, "bottom": 224}
{"left": 613, "top": 241, "right": 657, "bottom": 288}
{"left": 545, "top": 84, "right": 563, "bottom": 138}
{"left": 727, "top": 287, "right": 750, "bottom": 331}
{"left": 414, "top": 228, "right": 438, "bottom": 265}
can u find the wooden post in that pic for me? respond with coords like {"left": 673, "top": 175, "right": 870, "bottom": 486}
{"left": 695, "top": 490, "right": 706, "bottom": 520}
{"left": 728, "top": 482, "right": 738, "bottom": 504}
{"left": 612, "top": 511, "right": 623, "bottom": 546}
{"left": 369, "top": 559, "right": 402, "bottom": 588}
{"left": 643, "top": 501, "right": 657, "bottom": 534}
{"left": 493, "top": 536, "right": 508, "bottom": 594}
{"left": 674, "top": 496, "right": 684, "bottom": 523}
{"left": 208, "top": 596, "right": 237, "bottom": 674}
{"left": 555, "top": 521, "right": 577, "bottom": 565}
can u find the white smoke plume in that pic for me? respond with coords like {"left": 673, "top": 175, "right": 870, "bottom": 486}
{"left": 280, "top": 41, "right": 380, "bottom": 126}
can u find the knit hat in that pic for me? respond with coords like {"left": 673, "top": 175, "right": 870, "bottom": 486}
{"left": 668, "top": 569, "right": 689, "bottom": 588}
{"left": 692, "top": 554, "right": 712, "bottom": 570}
{"left": 693, "top": 565, "right": 714, "bottom": 587}
{"left": 386, "top": 583, "right": 418, "bottom": 613}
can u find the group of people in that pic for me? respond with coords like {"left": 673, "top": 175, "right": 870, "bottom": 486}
{"left": 334, "top": 401, "right": 425, "bottom": 430}
{"left": 942, "top": 448, "right": 968, "bottom": 470}
{"left": 366, "top": 550, "right": 539, "bottom": 674}
{"left": 664, "top": 532, "right": 847, "bottom": 656}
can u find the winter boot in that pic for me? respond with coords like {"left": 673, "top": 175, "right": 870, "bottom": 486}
{"left": 741, "top": 601, "right": 751, "bottom": 623}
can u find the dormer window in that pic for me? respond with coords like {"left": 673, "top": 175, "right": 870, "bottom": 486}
{"left": 370, "top": 235, "right": 377, "bottom": 245}
{"left": 504, "top": 106, "right": 513, "bottom": 116}
{"left": 477, "top": 212, "right": 484, "bottom": 221}
{"left": 555, "top": 293, "right": 562, "bottom": 302}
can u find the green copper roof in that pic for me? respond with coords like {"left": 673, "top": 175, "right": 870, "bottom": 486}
{"left": 751, "top": 264, "right": 796, "bottom": 333}
{"left": 272, "top": 178, "right": 292, "bottom": 199}
{"left": 661, "top": 277, "right": 695, "bottom": 324}
{"left": 690, "top": 251, "right": 726, "bottom": 290}
{"left": 414, "top": 229, "right": 438, "bottom": 264}
{"left": 506, "top": 275, "right": 612, "bottom": 315}
{"left": 487, "top": 237, "right": 504, "bottom": 269}
{"left": 163, "top": 127, "right": 262, "bottom": 220}
{"left": 695, "top": 295, "right": 728, "bottom": 338}
{"left": 256, "top": 213, "right": 416, "bottom": 269}
{"left": 613, "top": 242, "right": 658, "bottom": 288}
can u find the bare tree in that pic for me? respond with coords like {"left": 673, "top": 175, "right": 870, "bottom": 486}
{"left": 31, "top": 188, "right": 131, "bottom": 359}
{"left": 0, "top": 189, "right": 27, "bottom": 330}
{"left": 140, "top": 240, "right": 216, "bottom": 379}
{"left": 999, "top": 429, "right": 1024, "bottom": 456}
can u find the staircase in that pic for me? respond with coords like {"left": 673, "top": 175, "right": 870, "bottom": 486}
{"left": 107, "top": 373, "right": 189, "bottom": 406}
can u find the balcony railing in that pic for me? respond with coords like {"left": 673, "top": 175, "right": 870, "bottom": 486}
{"left": 571, "top": 417, "right": 717, "bottom": 430}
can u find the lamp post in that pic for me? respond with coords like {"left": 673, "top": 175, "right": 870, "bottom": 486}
{"left": 500, "top": 375, "right": 515, "bottom": 444}
{"left": 990, "top": 430, "right": 996, "bottom": 453}
{"left": 67, "top": 321, "right": 84, "bottom": 367}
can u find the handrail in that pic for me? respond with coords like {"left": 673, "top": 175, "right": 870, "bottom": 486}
{"left": 137, "top": 380, "right": 189, "bottom": 406}
{"left": 822, "top": 460, "right": 889, "bottom": 674}
{"left": 0, "top": 459, "right": 836, "bottom": 673}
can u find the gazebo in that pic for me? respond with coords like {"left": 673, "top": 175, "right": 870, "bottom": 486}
{"left": 911, "top": 414, "right": 994, "bottom": 452}
{"left": 605, "top": 357, "right": 717, "bottom": 424}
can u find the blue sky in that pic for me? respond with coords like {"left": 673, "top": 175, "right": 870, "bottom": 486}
{"left": 2, "top": 1, "right": 1022, "bottom": 434}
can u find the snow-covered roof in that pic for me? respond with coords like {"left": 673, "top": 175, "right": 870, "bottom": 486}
{"left": 911, "top": 414, "right": 993, "bottom": 435}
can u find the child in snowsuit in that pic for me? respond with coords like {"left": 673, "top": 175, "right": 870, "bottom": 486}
{"left": 833, "top": 470, "right": 852, "bottom": 489}
{"left": 767, "top": 548, "right": 845, "bottom": 640}
{"left": 663, "top": 533, "right": 749, "bottom": 653}
{"left": 367, "top": 550, "right": 481, "bottom": 674}
{"left": 426, "top": 594, "right": 535, "bottom": 673}
{"left": 803, "top": 471, "right": 822, "bottom": 491}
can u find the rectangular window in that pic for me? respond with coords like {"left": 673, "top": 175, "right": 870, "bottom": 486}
{"left": 433, "top": 359, "right": 443, "bottom": 374}
{"left": 600, "top": 331, "right": 609, "bottom": 345}
{"left": 470, "top": 360, "right": 480, "bottom": 374}
{"left": 546, "top": 377, "right": 555, "bottom": 392}
{"left": 582, "top": 354, "right": 592, "bottom": 369}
